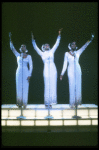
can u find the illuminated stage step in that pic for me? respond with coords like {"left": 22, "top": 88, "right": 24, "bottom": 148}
{"left": 1, "top": 104, "right": 98, "bottom": 127}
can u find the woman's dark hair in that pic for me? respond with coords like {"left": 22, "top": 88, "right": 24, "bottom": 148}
{"left": 70, "top": 41, "right": 76, "bottom": 46}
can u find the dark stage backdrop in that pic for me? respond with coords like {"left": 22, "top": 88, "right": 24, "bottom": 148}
{"left": 2, "top": 2, "right": 98, "bottom": 105}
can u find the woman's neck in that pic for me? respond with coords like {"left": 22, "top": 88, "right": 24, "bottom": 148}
{"left": 69, "top": 50, "right": 75, "bottom": 56}
{"left": 70, "top": 50, "right": 74, "bottom": 53}
{"left": 21, "top": 52, "right": 26, "bottom": 55}
{"left": 70, "top": 48, "right": 75, "bottom": 51}
{"left": 21, "top": 53, "right": 27, "bottom": 57}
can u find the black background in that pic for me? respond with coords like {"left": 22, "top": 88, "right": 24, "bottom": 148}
{"left": 2, "top": 2, "right": 98, "bottom": 105}
{"left": 2, "top": 2, "right": 98, "bottom": 147}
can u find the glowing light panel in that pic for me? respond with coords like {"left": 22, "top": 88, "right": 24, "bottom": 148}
{"left": 2, "top": 110, "right": 8, "bottom": 118}
{"left": 63, "top": 110, "right": 75, "bottom": 117}
{"left": 77, "top": 109, "right": 88, "bottom": 116}
{"left": 1, "top": 120, "right": 6, "bottom": 126}
{"left": 64, "top": 120, "right": 77, "bottom": 125}
{"left": 23, "top": 110, "right": 35, "bottom": 117}
{"left": 21, "top": 120, "right": 34, "bottom": 126}
{"left": 50, "top": 120, "right": 63, "bottom": 126}
{"left": 9, "top": 110, "right": 21, "bottom": 117}
{"left": 50, "top": 110, "right": 62, "bottom": 118}
{"left": 89, "top": 109, "right": 98, "bottom": 116}
{"left": 7, "top": 120, "right": 20, "bottom": 126}
{"left": 35, "top": 120, "right": 48, "bottom": 126}
{"left": 36, "top": 110, "right": 48, "bottom": 117}
{"left": 92, "top": 120, "right": 98, "bottom": 125}
{"left": 78, "top": 120, "right": 91, "bottom": 125}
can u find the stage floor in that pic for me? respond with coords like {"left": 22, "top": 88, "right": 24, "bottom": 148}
{"left": 1, "top": 103, "right": 98, "bottom": 109}
{"left": 1, "top": 104, "right": 98, "bottom": 129}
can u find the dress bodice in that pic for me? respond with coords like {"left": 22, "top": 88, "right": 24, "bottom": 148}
{"left": 42, "top": 51, "right": 54, "bottom": 64}
{"left": 17, "top": 55, "right": 29, "bottom": 68}
{"left": 67, "top": 51, "right": 80, "bottom": 66}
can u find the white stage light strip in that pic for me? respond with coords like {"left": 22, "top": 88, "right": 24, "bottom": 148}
{"left": 7, "top": 120, "right": 20, "bottom": 126}
{"left": 9, "top": 110, "right": 21, "bottom": 117}
{"left": 89, "top": 109, "right": 98, "bottom": 117}
{"left": 64, "top": 120, "right": 77, "bottom": 126}
{"left": 2, "top": 110, "right": 8, "bottom": 118}
{"left": 92, "top": 120, "right": 98, "bottom": 125}
{"left": 63, "top": 109, "right": 75, "bottom": 118}
{"left": 50, "top": 120, "right": 63, "bottom": 126}
{"left": 21, "top": 120, "right": 34, "bottom": 126}
{"left": 1, "top": 120, "right": 6, "bottom": 126}
{"left": 90, "top": 116, "right": 97, "bottom": 118}
{"left": 80, "top": 116, "right": 89, "bottom": 119}
{"left": 35, "top": 120, "right": 48, "bottom": 126}
{"left": 36, "top": 110, "right": 48, "bottom": 118}
{"left": 23, "top": 110, "right": 35, "bottom": 117}
{"left": 77, "top": 109, "right": 88, "bottom": 117}
{"left": 50, "top": 110, "right": 62, "bottom": 118}
{"left": 78, "top": 120, "right": 91, "bottom": 125}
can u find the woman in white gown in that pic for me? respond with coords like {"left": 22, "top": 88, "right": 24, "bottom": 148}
{"left": 60, "top": 34, "right": 94, "bottom": 108}
{"left": 9, "top": 33, "right": 33, "bottom": 108}
{"left": 31, "top": 29, "right": 62, "bottom": 108}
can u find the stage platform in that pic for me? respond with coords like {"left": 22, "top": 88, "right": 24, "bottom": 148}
{"left": 1, "top": 104, "right": 98, "bottom": 132}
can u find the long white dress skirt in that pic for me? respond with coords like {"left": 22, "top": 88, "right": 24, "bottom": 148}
{"left": 43, "top": 61, "right": 57, "bottom": 105}
{"left": 16, "top": 66, "right": 29, "bottom": 106}
{"left": 67, "top": 60, "right": 82, "bottom": 106}
{"left": 16, "top": 56, "right": 33, "bottom": 107}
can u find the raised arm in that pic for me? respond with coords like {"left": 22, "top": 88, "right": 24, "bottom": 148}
{"left": 9, "top": 32, "right": 20, "bottom": 57}
{"left": 77, "top": 34, "right": 94, "bottom": 56}
{"left": 31, "top": 32, "right": 43, "bottom": 56}
{"left": 10, "top": 41, "right": 20, "bottom": 57}
{"left": 51, "top": 28, "right": 63, "bottom": 53}
{"left": 60, "top": 52, "right": 68, "bottom": 80}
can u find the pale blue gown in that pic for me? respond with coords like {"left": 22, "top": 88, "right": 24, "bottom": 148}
{"left": 10, "top": 42, "right": 33, "bottom": 106}
{"left": 32, "top": 36, "right": 61, "bottom": 105}
{"left": 61, "top": 41, "right": 91, "bottom": 106}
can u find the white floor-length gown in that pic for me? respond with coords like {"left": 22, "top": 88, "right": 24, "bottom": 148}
{"left": 61, "top": 41, "right": 91, "bottom": 106}
{"left": 32, "top": 36, "right": 61, "bottom": 105}
{"left": 10, "top": 42, "right": 33, "bottom": 106}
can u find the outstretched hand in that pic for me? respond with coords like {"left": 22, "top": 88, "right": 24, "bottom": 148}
{"left": 9, "top": 32, "right": 12, "bottom": 41}
{"left": 27, "top": 76, "right": 31, "bottom": 82}
{"left": 59, "top": 28, "right": 63, "bottom": 35}
{"left": 90, "top": 33, "right": 94, "bottom": 41}
{"left": 31, "top": 32, "right": 34, "bottom": 40}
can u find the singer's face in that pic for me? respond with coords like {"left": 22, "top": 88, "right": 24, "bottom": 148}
{"left": 21, "top": 45, "right": 26, "bottom": 52}
{"left": 71, "top": 42, "right": 76, "bottom": 50}
{"left": 44, "top": 44, "right": 50, "bottom": 51}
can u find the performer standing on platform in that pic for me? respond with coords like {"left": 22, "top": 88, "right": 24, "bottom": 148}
{"left": 31, "top": 29, "right": 62, "bottom": 108}
{"left": 60, "top": 34, "right": 94, "bottom": 108}
{"left": 9, "top": 32, "right": 33, "bottom": 109}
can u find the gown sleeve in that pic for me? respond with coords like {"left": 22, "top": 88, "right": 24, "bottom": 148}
{"left": 60, "top": 52, "right": 68, "bottom": 76}
{"left": 32, "top": 39, "right": 43, "bottom": 56}
{"left": 77, "top": 40, "right": 91, "bottom": 56}
{"left": 51, "top": 35, "right": 61, "bottom": 53}
{"left": 10, "top": 41, "right": 20, "bottom": 57}
{"left": 28, "top": 55, "right": 33, "bottom": 77}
